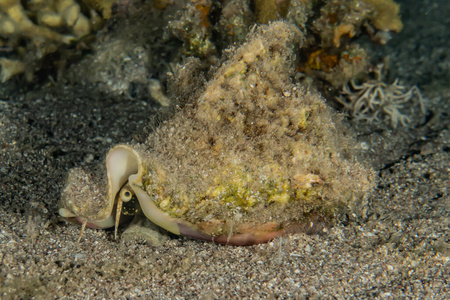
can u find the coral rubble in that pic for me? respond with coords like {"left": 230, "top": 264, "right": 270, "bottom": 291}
{"left": 162, "top": 0, "right": 405, "bottom": 93}
{"left": 0, "top": 0, "right": 114, "bottom": 81}
{"left": 167, "top": 0, "right": 217, "bottom": 58}
{"left": 299, "top": 0, "right": 403, "bottom": 87}
{"left": 1, "top": 0, "right": 405, "bottom": 94}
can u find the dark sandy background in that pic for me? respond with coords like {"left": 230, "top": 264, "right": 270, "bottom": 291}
{"left": 1, "top": 0, "right": 449, "bottom": 298}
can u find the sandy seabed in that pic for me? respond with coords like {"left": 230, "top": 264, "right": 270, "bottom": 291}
{"left": 1, "top": 0, "right": 449, "bottom": 298}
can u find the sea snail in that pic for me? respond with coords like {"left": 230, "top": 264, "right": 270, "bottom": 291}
{"left": 59, "top": 22, "right": 374, "bottom": 246}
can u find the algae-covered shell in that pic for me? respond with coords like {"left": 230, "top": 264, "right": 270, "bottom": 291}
{"left": 59, "top": 22, "right": 375, "bottom": 245}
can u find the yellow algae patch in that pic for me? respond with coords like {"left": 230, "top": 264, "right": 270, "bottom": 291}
{"left": 362, "top": 0, "right": 403, "bottom": 32}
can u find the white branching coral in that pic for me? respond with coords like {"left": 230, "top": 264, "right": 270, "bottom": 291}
{"left": 336, "top": 64, "right": 425, "bottom": 128}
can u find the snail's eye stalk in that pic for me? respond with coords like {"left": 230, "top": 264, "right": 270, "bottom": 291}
{"left": 115, "top": 185, "right": 134, "bottom": 239}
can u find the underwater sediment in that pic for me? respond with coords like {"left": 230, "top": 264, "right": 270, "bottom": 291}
{"left": 59, "top": 22, "right": 376, "bottom": 245}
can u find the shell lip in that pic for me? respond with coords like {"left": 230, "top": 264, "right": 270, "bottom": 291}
{"left": 176, "top": 221, "right": 285, "bottom": 246}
